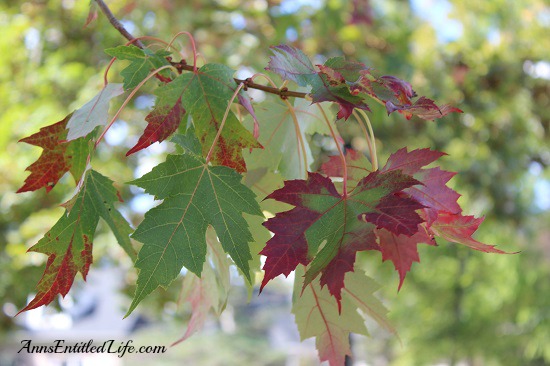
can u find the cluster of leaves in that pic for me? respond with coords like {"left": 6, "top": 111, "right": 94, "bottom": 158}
{"left": 17, "top": 38, "right": 508, "bottom": 365}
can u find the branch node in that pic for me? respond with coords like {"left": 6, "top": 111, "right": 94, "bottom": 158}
{"left": 280, "top": 87, "right": 289, "bottom": 100}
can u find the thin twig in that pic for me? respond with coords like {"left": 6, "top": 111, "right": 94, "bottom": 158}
{"left": 95, "top": 0, "right": 145, "bottom": 48}
{"left": 94, "top": 0, "right": 308, "bottom": 100}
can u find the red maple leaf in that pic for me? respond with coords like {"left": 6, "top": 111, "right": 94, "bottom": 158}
{"left": 126, "top": 97, "right": 185, "bottom": 156}
{"left": 262, "top": 170, "right": 422, "bottom": 308}
{"left": 18, "top": 170, "right": 132, "bottom": 314}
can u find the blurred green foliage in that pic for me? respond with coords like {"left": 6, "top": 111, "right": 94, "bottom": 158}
{"left": 1, "top": 0, "right": 548, "bottom": 364}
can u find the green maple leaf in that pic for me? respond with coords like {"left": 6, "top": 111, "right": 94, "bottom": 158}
{"left": 18, "top": 169, "right": 134, "bottom": 313}
{"left": 154, "top": 63, "right": 261, "bottom": 172}
{"left": 243, "top": 96, "right": 337, "bottom": 179}
{"left": 105, "top": 45, "right": 171, "bottom": 90}
{"left": 127, "top": 152, "right": 263, "bottom": 315}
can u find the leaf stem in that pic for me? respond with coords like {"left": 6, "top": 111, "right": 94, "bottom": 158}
{"left": 205, "top": 83, "right": 245, "bottom": 164}
{"left": 95, "top": 65, "right": 178, "bottom": 148}
{"left": 317, "top": 104, "right": 348, "bottom": 196}
{"left": 357, "top": 109, "right": 378, "bottom": 171}
{"left": 353, "top": 110, "right": 374, "bottom": 171}
{"left": 167, "top": 31, "right": 198, "bottom": 73}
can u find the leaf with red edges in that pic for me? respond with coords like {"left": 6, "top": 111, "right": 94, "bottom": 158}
{"left": 262, "top": 170, "right": 422, "bottom": 306}
{"left": 18, "top": 169, "right": 133, "bottom": 313}
{"left": 322, "top": 57, "right": 367, "bottom": 82}
{"left": 260, "top": 207, "right": 316, "bottom": 291}
{"left": 154, "top": 63, "right": 261, "bottom": 172}
{"left": 407, "top": 167, "right": 461, "bottom": 214}
{"left": 18, "top": 114, "right": 91, "bottom": 193}
{"left": 386, "top": 96, "right": 463, "bottom": 120}
{"left": 126, "top": 97, "right": 185, "bottom": 156}
{"left": 351, "top": 70, "right": 462, "bottom": 120}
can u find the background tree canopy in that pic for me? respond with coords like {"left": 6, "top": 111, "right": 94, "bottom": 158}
{"left": 1, "top": 0, "right": 548, "bottom": 365}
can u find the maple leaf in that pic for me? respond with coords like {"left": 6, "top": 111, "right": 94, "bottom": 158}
{"left": 127, "top": 152, "right": 263, "bottom": 315}
{"left": 18, "top": 169, "right": 134, "bottom": 313}
{"left": 104, "top": 45, "right": 171, "bottom": 90}
{"left": 243, "top": 96, "right": 337, "bottom": 179}
{"left": 18, "top": 113, "right": 91, "bottom": 193}
{"left": 262, "top": 170, "right": 422, "bottom": 306}
{"left": 126, "top": 97, "right": 185, "bottom": 156}
{"left": 154, "top": 63, "right": 261, "bottom": 172}
{"left": 66, "top": 83, "right": 124, "bottom": 141}
{"left": 292, "top": 266, "right": 392, "bottom": 366}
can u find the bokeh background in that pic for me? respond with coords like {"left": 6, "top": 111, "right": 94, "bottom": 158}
{"left": 1, "top": 0, "right": 549, "bottom": 365}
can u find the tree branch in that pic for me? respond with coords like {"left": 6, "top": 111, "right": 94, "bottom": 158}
{"left": 95, "top": 0, "right": 145, "bottom": 48}
{"left": 94, "top": 0, "right": 307, "bottom": 99}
